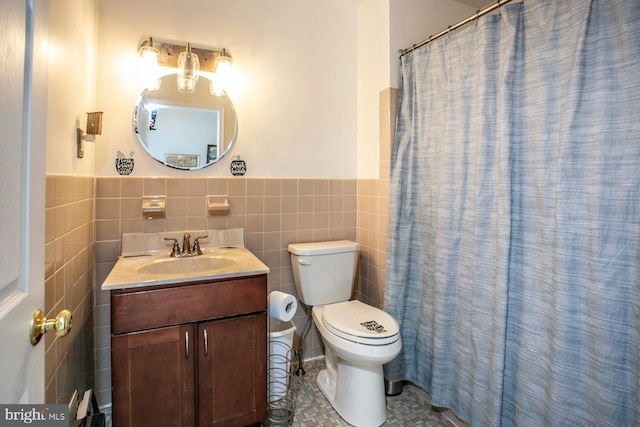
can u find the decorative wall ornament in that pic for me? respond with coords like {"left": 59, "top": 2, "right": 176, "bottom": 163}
{"left": 115, "top": 151, "right": 135, "bottom": 175}
{"left": 230, "top": 157, "right": 246, "bottom": 176}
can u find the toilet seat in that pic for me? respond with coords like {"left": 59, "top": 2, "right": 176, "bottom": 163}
{"left": 322, "top": 300, "right": 400, "bottom": 345}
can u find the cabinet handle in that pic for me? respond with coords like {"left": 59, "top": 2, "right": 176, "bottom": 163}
{"left": 203, "top": 329, "right": 208, "bottom": 357}
{"left": 185, "top": 331, "right": 190, "bottom": 359}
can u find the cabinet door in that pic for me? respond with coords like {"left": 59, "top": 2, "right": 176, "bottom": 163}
{"left": 198, "top": 313, "right": 267, "bottom": 427}
{"left": 112, "top": 324, "right": 196, "bottom": 427}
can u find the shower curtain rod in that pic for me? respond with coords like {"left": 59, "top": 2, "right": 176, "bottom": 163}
{"left": 398, "top": 0, "right": 516, "bottom": 58}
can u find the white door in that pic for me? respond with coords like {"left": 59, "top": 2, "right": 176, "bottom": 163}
{"left": 0, "top": 0, "right": 49, "bottom": 403}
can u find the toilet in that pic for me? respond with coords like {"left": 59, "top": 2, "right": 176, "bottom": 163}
{"left": 288, "top": 240, "right": 402, "bottom": 427}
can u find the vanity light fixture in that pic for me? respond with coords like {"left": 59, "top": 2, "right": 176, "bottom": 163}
{"left": 177, "top": 43, "right": 200, "bottom": 93}
{"left": 138, "top": 37, "right": 160, "bottom": 90}
{"left": 137, "top": 37, "right": 233, "bottom": 94}
{"left": 76, "top": 112, "right": 104, "bottom": 158}
{"left": 138, "top": 37, "right": 159, "bottom": 62}
{"left": 214, "top": 48, "right": 233, "bottom": 75}
{"left": 210, "top": 48, "right": 233, "bottom": 96}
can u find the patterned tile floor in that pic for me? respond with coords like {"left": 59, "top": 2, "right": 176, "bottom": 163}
{"left": 103, "top": 358, "right": 468, "bottom": 427}
{"left": 286, "top": 358, "right": 468, "bottom": 427}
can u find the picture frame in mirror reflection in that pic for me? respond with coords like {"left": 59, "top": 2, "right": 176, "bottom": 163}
{"left": 164, "top": 153, "right": 199, "bottom": 168}
{"left": 207, "top": 144, "right": 218, "bottom": 163}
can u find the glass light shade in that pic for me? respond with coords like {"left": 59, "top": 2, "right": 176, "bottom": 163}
{"left": 214, "top": 53, "right": 233, "bottom": 76}
{"left": 138, "top": 45, "right": 160, "bottom": 90}
{"left": 139, "top": 45, "right": 159, "bottom": 63}
{"left": 211, "top": 51, "right": 233, "bottom": 95}
{"left": 177, "top": 46, "right": 200, "bottom": 93}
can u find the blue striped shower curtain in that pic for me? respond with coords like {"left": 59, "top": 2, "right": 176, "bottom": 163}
{"left": 383, "top": 1, "right": 640, "bottom": 426}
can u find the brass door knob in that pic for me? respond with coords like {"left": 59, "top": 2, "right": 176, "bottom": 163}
{"left": 30, "top": 308, "right": 73, "bottom": 346}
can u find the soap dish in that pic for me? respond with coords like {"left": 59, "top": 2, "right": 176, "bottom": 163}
{"left": 207, "top": 195, "right": 230, "bottom": 215}
{"left": 142, "top": 196, "right": 166, "bottom": 219}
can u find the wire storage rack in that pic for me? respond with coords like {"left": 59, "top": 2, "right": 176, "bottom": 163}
{"left": 266, "top": 321, "right": 298, "bottom": 426}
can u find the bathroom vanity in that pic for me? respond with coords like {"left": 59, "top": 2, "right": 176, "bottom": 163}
{"left": 103, "top": 241, "right": 269, "bottom": 427}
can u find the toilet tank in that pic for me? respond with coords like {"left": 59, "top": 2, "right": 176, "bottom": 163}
{"left": 288, "top": 240, "right": 358, "bottom": 306}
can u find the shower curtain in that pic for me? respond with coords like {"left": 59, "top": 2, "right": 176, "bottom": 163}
{"left": 384, "top": 1, "right": 639, "bottom": 426}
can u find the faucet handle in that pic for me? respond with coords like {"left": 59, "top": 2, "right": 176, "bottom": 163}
{"left": 163, "top": 237, "right": 181, "bottom": 257}
{"left": 193, "top": 235, "right": 208, "bottom": 255}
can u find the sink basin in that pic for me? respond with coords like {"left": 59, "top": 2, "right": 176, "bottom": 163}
{"left": 101, "top": 246, "right": 270, "bottom": 291}
{"left": 137, "top": 256, "right": 236, "bottom": 275}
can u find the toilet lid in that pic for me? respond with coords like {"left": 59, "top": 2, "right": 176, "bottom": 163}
{"left": 322, "top": 300, "right": 400, "bottom": 345}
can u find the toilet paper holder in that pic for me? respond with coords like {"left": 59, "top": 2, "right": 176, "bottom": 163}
{"left": 267, "top": 291, "right": 298, "bottom": 323}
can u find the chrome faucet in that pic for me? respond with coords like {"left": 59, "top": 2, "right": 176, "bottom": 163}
{"left": 164, "top": 233, "right": 208, "bottom": 257}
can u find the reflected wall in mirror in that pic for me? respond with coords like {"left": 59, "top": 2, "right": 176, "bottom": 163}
{"left": 133, "top": 73, "right": 238, "bottom": 170}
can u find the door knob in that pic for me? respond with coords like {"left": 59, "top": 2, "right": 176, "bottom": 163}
{"left": 30, "top": 308, "right": 73, "bottom": 346}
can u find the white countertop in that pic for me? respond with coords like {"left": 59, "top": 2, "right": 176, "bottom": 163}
{"left": 101, "top": 246, "right": 269, "bottom": 291}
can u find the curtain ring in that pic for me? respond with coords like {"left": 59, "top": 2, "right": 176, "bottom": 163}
{"left": 475, "top": 10, "right": 480, "bottom": 27}
{"left": 497, "top": 0, "right": 502, "bottom": 17}
{"left": 447, "top": 25, "right": 452, "bottom": 40}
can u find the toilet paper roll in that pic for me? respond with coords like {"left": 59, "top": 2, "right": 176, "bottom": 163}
{"left": 268, "top": 291, "right": 298, "bottom": 322}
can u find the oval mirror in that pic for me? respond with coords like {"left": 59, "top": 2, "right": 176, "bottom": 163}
{"left": 133, "top": 74, "right": 238, "bottom": 170}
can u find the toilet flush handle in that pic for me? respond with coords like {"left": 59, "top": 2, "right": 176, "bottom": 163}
{"left": 297, "top": 258, "right": 311, "bottom": 266}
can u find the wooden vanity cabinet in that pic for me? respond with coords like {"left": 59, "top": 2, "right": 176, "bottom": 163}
{"left": 110, "top": 275, "right": 267, "bottom": 427}
{"left": 111, "top": 324, "right": 196, "bottom": 426}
